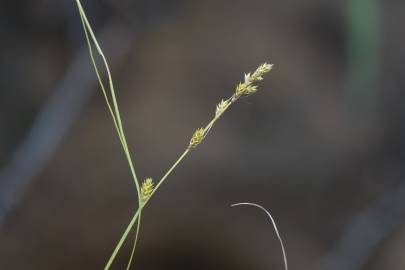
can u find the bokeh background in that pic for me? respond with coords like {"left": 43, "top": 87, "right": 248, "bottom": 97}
{"left": 0, "top": 0, "right": 402, "bottom": 269}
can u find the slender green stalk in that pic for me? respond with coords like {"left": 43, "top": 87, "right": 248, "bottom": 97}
{"left": 75, "top": 1, "right": 143, "bottom": 269}
{"left": 126, "top": 214, "right": 141, "bottom": 270}
{"left": 104, "top": 208, "right": 140, "bottom": 270}
{"left": 78, "top": 13, "right": 124, "bottom": 146}
{"left": 75, "top": 0, "right": 140, "bottom": 188}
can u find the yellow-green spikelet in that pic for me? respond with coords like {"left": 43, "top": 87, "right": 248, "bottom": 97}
{"left": 141, "top": 178, "right": 154, "bottom": 203}
{"left": 189, "top": 128, "right": 205, "bottom": 148}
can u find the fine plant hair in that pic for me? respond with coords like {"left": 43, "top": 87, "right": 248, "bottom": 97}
{"left": 74, "top": 1, "right": 276, "bottom": 269}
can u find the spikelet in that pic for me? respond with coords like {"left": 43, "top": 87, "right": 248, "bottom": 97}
{"left": 215, "top": 99, "right": 230, "bottom": 117}
{"left": 250, "top": 63, "right": 273, "bottom": 82}
{"left": 141, "top": 178, "right": 154, "bottom": 203}
{"left": 235, "top": 82, "right": 248, "bottom": 98}
{"left": 235, "top": 63, "right": 273, "bottom": 97}
{"left": 189, "top": 128, "right": 205, "bottom": 148}
{"left": 245, "top": 85, "right": 258, "bottom": 94}
{"left": 244, "top": 73, "right": 252, "bottom": 84}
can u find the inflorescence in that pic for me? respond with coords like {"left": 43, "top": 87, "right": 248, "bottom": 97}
{"left": 188, "top": 62, "right": 273, "bottom": 150}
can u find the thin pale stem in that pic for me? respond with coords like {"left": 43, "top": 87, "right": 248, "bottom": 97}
{"left": 231, "top": 203, "right": 288, "bottom": 270}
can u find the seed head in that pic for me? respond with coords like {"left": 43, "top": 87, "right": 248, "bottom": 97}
{"left": 235, "top": 82, "right": 248, "bottom": 97}
{"left": 189, "top": 128, "right": 205, "bottom": 148}
{"left": 141, "top": 178, "right": 154, "bottom": 203}
{"left": 235, "top": 62, "right": 273, "bottom": 97}
{"left": 251, "top": 63, "right": 273, "bottom": 82}
{"left": 215, "top": 99, "right": 230, "bottom": 117}
{"left": 245, "top": 85, "right": 258, "bottom": 94}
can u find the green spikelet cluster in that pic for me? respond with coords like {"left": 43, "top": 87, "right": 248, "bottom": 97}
{"left": 235, "top": 63, "right": 272, "bottom": 97}
{"left": 141, "top": 178, "right": 154, "bottom": 203}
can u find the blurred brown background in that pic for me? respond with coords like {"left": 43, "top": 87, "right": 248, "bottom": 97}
{"left": 0, "top": 0, "right": 402, "bottom": 269}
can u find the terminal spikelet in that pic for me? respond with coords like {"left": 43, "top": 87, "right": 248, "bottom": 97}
{"left": 235, "top": 63, "right": 273, "bottom": 98}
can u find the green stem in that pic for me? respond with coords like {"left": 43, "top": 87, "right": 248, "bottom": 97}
{"left": 75, "top": 0, "right": 142, "bottom": 203}
{"left": 125, "top": 215, "right": 141, "bottom": 270}
{"left": 346, "top": 0, "right": 380, "bottom": 110}
{"left": 75, "top": 1, "right": 144, "bottom": 268}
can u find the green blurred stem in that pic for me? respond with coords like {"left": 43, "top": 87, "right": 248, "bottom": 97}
{"left": 346, "top": 0, "right": 380, "bottom": 109}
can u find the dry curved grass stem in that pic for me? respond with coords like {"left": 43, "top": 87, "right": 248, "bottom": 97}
{"left": 232, "top": 202, "right": 288, "bottom": 270}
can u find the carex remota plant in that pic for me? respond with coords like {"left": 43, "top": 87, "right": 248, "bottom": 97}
{"left": 74, "top": 1, "right": 276, "bottom": 269}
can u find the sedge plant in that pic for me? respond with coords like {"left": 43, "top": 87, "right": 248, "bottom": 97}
{"left": 74, "top": 1, "right": 278, "bottom": 269}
